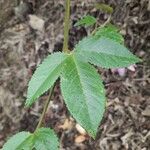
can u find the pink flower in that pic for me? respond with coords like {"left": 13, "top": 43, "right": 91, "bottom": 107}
{"left": 111, "top": 65, "right": 136, "bottom": 77}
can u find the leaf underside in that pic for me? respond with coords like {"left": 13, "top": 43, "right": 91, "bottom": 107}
{"left": 2, "top": 128, "right": 59, "bottom": 150}
{"left": 61, "top": 54, "right": 105, "bottom": 138}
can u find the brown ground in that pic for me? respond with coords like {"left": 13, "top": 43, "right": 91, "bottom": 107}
{"left": 0, "top": 0, "right": 150, "bottom": 149}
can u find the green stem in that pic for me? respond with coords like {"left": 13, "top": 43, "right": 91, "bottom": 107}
{"left": 35, "top": 85, "right": 55, "bottom": 131}
{"left": 92, "top": 15, "right": 111, "bottom": 35}
{"left": 35, "top": 0, "right": 71, "bottom": 132}
{"left": 63, "top": 0, "right": 71, "bottom": 53}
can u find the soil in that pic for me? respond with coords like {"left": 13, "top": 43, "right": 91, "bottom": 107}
{"left": 0, "top": 0, "right": 150, "bottom": 150}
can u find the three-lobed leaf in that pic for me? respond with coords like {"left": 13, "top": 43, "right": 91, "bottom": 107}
{"left": 24, "top": 25, "right": 140, "bottom": 142}
{"left": 26, "top": 52, "right": 68, "bottom": 106}
{"left": 25, "top": 51, "right": 106, "bottom": 138}
{"left": 2, "top": 128, "right": 59, "bottom": 150}
{"left": 75, "top": 36, "right": 140, "bottom": 68}
{"left": 74, "top": 15, "right": 96, "bottom": 27}
{"left": 60, "top": 54, "right": 106, "bottom": 138}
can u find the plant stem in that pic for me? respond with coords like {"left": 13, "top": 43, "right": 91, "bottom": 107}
{"left": 92, "top": 15, "right": 111, "bottom": 35}
{"left": 63, "top": 0, "right": 71, "bottom": 53}
{"left": 101, "top": 15, "right": 111, "bottom": 28}
{"left": 35, "top": 0, "right": 71, "bottom": 132}
{"left": 35, "top": 85, "right": 55, "bottom": 131}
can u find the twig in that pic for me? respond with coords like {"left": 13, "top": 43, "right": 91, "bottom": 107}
{"left": 35, "top": 85, "right": 55, "bottom": 131}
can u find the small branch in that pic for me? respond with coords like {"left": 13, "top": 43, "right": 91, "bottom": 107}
{"left": 92, "top": 15, "right": 111, "bottom": 35}
{"left": 35, "top": 85, "right": 55, "bottom": 131}
{"left": 63, "top": 0, "right": 71, "bottom": 53}
{"left": 101, "top": 15, "right": 111, "bottom": 28}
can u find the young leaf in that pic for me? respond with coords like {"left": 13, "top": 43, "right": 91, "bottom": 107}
{"left": 2, "top": 128, "right": 59, "bottom": 150}
{"left": 94, "top": 3, "right": 113, "bottom": 14}
{"left": 2, "top": 132, "right": 31, "bottom": 150}
{"left": 33, "top": 128, "right": 59, "bottom": 150}
{"left": 75, "top": 36, "right": 141, "bottom": 68}
{"left": 26, "top": 52, "right": 68, "bottom": 107}
{"left": 60, "top": 54, "right": 106, "bottom": 138}
{"left": 95, "top": 25, "right": 124, "bottom": 44}
{"left": 74, "top": 15, "right": 96, "bottom": 27}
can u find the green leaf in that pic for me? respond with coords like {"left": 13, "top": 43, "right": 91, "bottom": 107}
{"left": 75, "top": 36, "right": 141, "bottom": 68}
{"left": 2, "top": 132, "right": 31, "bottom": 150}
{"left": 60, "top": 54, "right": 106, "bottom": 138}
{"left": 2, "top": 128, "right": 59, "bottom": 150}
{"left": 94, "top": 3, "right": 113, "bottom": 14}
{"left": 95, "top": 25, "right": 124, "bottom": 44}
{"left": 33, "top": 128, "right": 59, "bottom": 150}
{"left": 26, "top": 52, "right": 68, "bottom": 106}
{"left": 74, "top": 15, "right": 96, "bottom": 27}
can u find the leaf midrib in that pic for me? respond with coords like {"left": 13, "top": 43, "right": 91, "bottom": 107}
{"left": 16, "top": 134, "right": 33, "bottom": 150}
{"left": 77, "top": 49, "right": 137, "bottom": 61}
{"left": 76, "top": 47, "right": 137, "bottom": 59}
{"left": 72, "top": 55, "right": 94, "bottom": 130}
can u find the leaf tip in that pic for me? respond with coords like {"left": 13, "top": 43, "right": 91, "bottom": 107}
{"left": 88, "top": 129, "right": 97, "bottom": 139}
{"left": 137, "top": 57, "right": 142, "bottom": 62}
{"left": 25, "top": 99, "right": 32, "bottom": 108}
{"left": 132, "top": 55, "right": 142, "bottom": 64}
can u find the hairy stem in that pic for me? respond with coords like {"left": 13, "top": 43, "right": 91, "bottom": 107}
{"left": 63, "top": 0, "right": 71, "bottom": 53}
{"left": 35, "top": 85, "right": 55, "bottom": 131}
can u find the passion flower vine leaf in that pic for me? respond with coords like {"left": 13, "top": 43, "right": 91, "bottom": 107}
{"left": 74, "top": 15, "right": 97, "bottom": 27}
{"left": 2, "top": 128, "right": 59, "bottom": 150}
{"left": 75, "top": 36, "right": 141, "bottom": 68}
{"left": 60, "top": 54, "right": 106, "bottom": 138}
{"left": 26, "top": 52, "right": 68, "bottom": 106}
